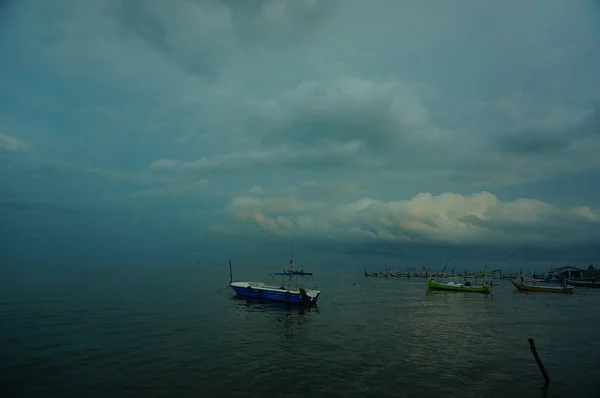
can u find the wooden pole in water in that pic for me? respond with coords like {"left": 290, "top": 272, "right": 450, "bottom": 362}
{"left": 528, "top": 338, "right": 550, "bottom": 389}
{"left": 228, "top": 260, "right": 233, "bottom": 284}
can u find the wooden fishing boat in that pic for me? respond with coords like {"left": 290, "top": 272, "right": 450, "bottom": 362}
{"left": 426, "top": 277, "right": 493, "bottom": 293}
{"left": 511, "top": 272, "right": 573, "bottom": 294}
{"left": 511, "top": 280, "right": 573, "bottom": 294}
{"left": 425, "top": 256, "right": 493, "bottom": 293}
{"left": 566, "top": 279, "right": 600, "bottom": 288}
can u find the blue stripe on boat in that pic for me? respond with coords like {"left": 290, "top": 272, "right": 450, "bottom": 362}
{"left": 230, "top": 282, "right": 319, "bottom": 305}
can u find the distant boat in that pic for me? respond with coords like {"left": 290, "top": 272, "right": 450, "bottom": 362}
{"left": 425, "top": 257, "right": 493, "bottom": 293}
{"left": 227, "top": 244, "right": 320, "bottom": 305}
{"left": 511, "top": 272, "right": 574, "bottom": 294}
{"left": 566, "top": 279, "right": 600, "bottom": 288}
{"left": 426, "top": 276, "right": 493, "bottom": 293}
{"left": 364, "top": 270, "right": 378, "bottom": 277}
{"left": 364, "top": 265, "right": 391, "bottom": 277}
{"left": 364, "top": 272, "right": 389, "bottom": 278}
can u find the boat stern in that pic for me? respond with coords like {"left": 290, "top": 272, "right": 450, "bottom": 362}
{"left": 303, "top": 289, "right": 320, "bottom": 304}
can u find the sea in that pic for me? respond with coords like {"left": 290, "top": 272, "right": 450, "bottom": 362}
{"left": 1, "top": 261, "right": 599, "bottom": 398}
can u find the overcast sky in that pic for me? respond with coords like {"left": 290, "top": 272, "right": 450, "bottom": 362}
{"left": 1, "top": 0, "right": 599, "bottom": 270}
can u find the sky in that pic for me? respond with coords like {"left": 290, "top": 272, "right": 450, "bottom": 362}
{"left": 1, "top": 0, "right": 600, "bottom": 271}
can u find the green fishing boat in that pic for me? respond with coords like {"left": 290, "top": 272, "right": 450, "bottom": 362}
{"left": 426, "top": 277, "right": 493, "bottom": 293}
{"left": 425, "top": 256, "right": 493, "bottom": 293}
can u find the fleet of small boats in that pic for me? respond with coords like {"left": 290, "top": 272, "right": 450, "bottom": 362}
{"left": 364, "top": 262, "right": 594, "bottom": 296}
{"left": 364, "top": 266, "right": 426, "bottom": 278}
{"left": 221, "top": 247, "right": 598, "bottom": 306}
{"left": 364, "top": 268, "right": 390, "bottom": 277}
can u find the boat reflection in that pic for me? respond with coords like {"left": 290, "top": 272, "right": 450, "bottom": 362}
{"left": 230, "top": 295, "right": 319, "bottom": 347}
{"left": 426, "top": 287, "right": 494, "bottom": 298}
{"left": 230, "top": 295, "right": 320, "bottom": 314}
{"left": 424, "top": 287, "right": 494, "bottom": 310}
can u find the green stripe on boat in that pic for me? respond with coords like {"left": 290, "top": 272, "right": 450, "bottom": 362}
{"left": 426, "top": 278, "right": 493, "bottom": 293}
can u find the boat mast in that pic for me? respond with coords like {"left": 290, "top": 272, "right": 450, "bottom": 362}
{"left": 440, "top": 253, "right": 451, "bottom": 279}
{"left": 290, "top": 240, "right": 295, "bottom": 289}
{"left": 290, "top": 240, "right": 294, "bottom": 271}
{"left": 484, "top": 262, "right": 487, "bottom": 283}
{"left": 283, "top": 240, "right": 294, "bottom": 289}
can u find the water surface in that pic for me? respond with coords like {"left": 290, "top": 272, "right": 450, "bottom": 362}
{"left": 1, "top": 262, "right": 599, "bottom": 397}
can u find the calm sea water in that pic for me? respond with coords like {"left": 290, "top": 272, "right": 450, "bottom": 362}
{"left": 1, "top": 262, "right": 599, "bottom": 398}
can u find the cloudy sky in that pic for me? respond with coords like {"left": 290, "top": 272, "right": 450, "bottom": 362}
{"left": 1, "top": 0, "right": 599, "bottom": 270}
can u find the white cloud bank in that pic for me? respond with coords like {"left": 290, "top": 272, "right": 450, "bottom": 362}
{"left": 225, "top": 190, "right": 600, "bottom": 247}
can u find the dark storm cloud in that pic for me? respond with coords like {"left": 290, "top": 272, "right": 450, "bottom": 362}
{"left": 2, "top": 0, "right": 600, "bottom": 269}
{"left": 491, "top": 103, "right": 600, "bottom": 156}
{"left": 111, "top": 0, "right": 340, "bottom": 77}
{"left": 495, "top": 132, "right": 571, "bottom": 155}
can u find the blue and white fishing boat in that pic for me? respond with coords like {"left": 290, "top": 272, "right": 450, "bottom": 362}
{"left": 228, "top": 246, "right": 320, "bottom": 305}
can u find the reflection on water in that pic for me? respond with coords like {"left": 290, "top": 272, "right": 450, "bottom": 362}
{"left": 1, "top": 265, "right": 599, "bottom": 397}
{"left": 230, "top": 296, "right": 319, "bottom": 344}
{"left": 230, "top": 295, "right": 319, "bottom": 314}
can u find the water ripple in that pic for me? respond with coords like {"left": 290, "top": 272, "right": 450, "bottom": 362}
{"left": 2, "top": 269, "right": 600, "bottom": 397}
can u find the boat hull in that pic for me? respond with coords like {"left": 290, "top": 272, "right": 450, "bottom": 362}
{"left": 511, "top": 280, "right": 573, "bottom": 294}
{"left": 426, "top": 278, "right": 492, "bottom": 293}
{"left": 566, "top": 279, "right": 600, "bottom": 288}
{"left": 230, "top": 282, "right": 320, "bottom": 304}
